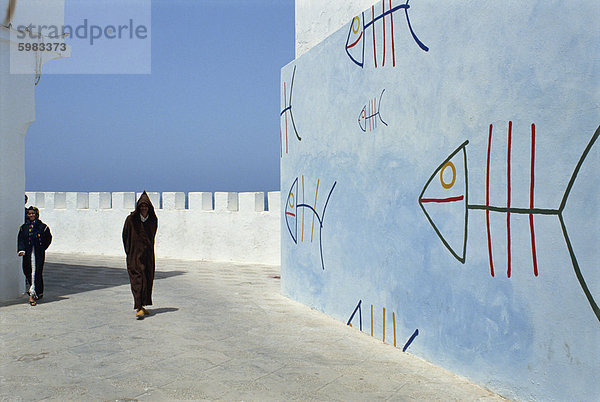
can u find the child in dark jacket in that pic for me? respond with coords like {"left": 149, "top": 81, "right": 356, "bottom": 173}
{"left": 17, "top": 206, "right": 52, "bottom": 306}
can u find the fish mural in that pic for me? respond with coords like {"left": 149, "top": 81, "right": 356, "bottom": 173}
{"left": 285, "top": 176, "right": 337, "bottom": 270}
{"left": 418, "top": 123, "right": 600, "bottom": 322}
{"left": 345, "top": 0, "right": 428, "bottom": 68}
{"left": 280, "top": 65, "right": 301, "bottom": 157}
{"left": 346, "top": 299, "right": 419, "bottom": 352}
{"left": 358, "top": 89, "right": 388, "bottom": 132}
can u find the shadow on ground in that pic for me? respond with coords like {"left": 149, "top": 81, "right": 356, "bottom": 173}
{"left": 0, "top": 263, "right": 185, "bottom": 307}
{"left": 143, "top": 307, "right": 180, "bottom": 318}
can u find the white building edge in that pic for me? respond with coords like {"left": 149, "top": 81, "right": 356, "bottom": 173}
{"left": 0, "top": 0, "right": 68, "bottom": 301}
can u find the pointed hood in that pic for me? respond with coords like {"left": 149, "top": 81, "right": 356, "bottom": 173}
{"left": 132, "top": 191, "right": 157, "bottom": 221}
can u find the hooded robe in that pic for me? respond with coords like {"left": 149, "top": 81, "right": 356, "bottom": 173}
{"left": 122, "top": 192, "right": 158, "bottom": 310}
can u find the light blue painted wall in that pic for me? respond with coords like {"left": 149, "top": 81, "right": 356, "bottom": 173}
{"left": 280, "top": 1, "right": 599, "bottom": 400}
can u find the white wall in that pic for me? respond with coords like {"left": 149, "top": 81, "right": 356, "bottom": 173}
{"left": 296, "top": 0, "right": 373, "bottom": 57}
{"left": 285, "top": 0, "right": 599, "bottom": 400}
{"left": 0, "top": 0, "right": 67, "bottom": 302}
{"left": 26, "top": 191, "right": 281, "bottom": 265}
{"left": 0, "top": 43, "right": 32, "bottom": 300}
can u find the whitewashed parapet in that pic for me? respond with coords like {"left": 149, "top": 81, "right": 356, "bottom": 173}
{"left": 64, "top": 192, "right": 89, "bottom": 209}
{"left": 268, "top": 191, "right": 280, "bottom": 213}
{"left": 89, "top": 192, "right": 111, "bottom": 209}
{"left": 239, "top": 192, "right": 265, "bottom": 212}
{"left": 23, "top": 190, "right": 281, "bottom": 264}
{"left": 112, "top": 192, "right": 135, "bottom": 210}
{"left": 189, "top": 192, "right": 213, "bottom": 211}
{"left": 65, "top": 192, "right": 76, "bottom": 209}
{"left": 27, "top": 191, "right": 280, "bottom": 212}
{"left": 54, "top": 192, "right": 66, "bottom": 209}
{"left": 36, "top": 193, "right": 45, "bottom": 208}
{"left": 78, "top": 193, "right": 88, "bottom": 209}
{"left": 26, "top": 192, "right": 49, "bottom": 209}
{"left": 215, "top": 192, "right": 238, "bottom": 212}
{"left": 42, "top": 192, "right": 53, "bottom": 209}
{"left": 51, "top": 192, "right": 60, "bottom": 209}
{"left": 162, "top": 192, "right": 185, "bottom": 210}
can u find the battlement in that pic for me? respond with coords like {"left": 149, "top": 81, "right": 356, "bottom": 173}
{"left": 25, "top": 191, "right": 281, "bottom": 265}
{"left": 26, "top": 191, "right": 280, "bottom": 213}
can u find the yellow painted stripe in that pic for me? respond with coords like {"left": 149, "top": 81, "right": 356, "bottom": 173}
{"left": 383, "top": 307, "right": 386, "bottom": 343}
{"left": 393, "top": 312, "right": 396, "bottom": 347}
{"left": 311, "top": 178, "right": 320, "bottom": 242}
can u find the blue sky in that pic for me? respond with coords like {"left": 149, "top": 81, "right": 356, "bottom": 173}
{"left": 25, "top": 0, "right": 294, "bottom": 193}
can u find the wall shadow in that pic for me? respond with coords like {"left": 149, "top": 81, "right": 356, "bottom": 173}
{"left": 0, "top": 262, "right": 185, "bottom": 307}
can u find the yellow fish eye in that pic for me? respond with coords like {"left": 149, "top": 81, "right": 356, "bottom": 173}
{"left": 440, "top": 161, "right": 456, "bottom": 189}
{"left": 352, "top": 16, "right": 360, "bottom": 34}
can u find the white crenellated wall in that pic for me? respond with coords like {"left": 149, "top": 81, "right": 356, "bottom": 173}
{"left": 26, "top": 191, "right": 280, "bottom": 265}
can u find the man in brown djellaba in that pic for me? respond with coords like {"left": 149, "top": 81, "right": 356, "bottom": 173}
{"left": 122, "top": 191, "right": 158, "bottom": 320}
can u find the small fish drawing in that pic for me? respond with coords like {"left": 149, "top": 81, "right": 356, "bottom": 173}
{"left": 418, "top": 123, "right": 600, "bottom": 322}
{"left": 345, "top": 0, "right": 428, "bottom": 69}
{"left": 358, "top": 89, "right": 388, "bottom": 132}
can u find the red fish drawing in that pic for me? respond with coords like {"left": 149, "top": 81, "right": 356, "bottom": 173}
{"left": 418, "top": 123, "right": 600, "bottom": 322}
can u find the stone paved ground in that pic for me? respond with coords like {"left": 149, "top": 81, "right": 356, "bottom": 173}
{"left": 0, "top": 253, "right": 506, "bottom": 401}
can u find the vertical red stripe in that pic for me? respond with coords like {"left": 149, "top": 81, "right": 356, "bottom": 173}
{"left": 530, "top": 123, "right": 538, "bottom": 276}
{"left": 506, "top": 121, "right": 512, "bottom": 278}
{"left": 368, "top": 100, "right": 371, "bottom": 131}
{"left": 365, "top": 100, "right": 371, "bottom": 131}
{"left": 369, "top": 100, "right": 372, "bottom": 131}
{"left": 486, "top": 124, "right": 495, "bottom": 277}
{"left": 382, "top": 1, "right": 386, "bottom": 67}
{"left": 372, "top": 6, "right": 377, "bottom": 68}
{"left": 368, "top": 99, "right": 373, "bottom": 131}
{"left": 529, "top": 124, "right": 535, "bottom": 209}
{"left": 389, "top": 0, "right": 395, "bottom": 67}
{"left": 284, "top": 83, "right": 288, "bottom": 154}
{"left": 529, "top": 216, "right": 538, "bottom": 275}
